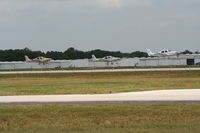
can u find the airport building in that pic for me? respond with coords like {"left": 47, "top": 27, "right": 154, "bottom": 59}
{"left": 0, "top": 55, "right": 200, "bottom": 70}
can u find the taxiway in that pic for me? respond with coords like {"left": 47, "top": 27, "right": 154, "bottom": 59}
{"left": 0, "top": 89, "right": 200, "bottom": 105}
{"left": 0, "top": 68, "right": 200, "bottom": 74}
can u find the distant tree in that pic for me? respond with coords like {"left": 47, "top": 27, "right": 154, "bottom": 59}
{"left": 23, "top": 47, "right": 32, "bottom": 51}
{"left": 0, "top": 48, "right": 45, "bottom": 61}
{"left": 46, "top": 51, "right": 65, "bottom": 60}
{"left": 130, "top": 51, "right": 148, "bottom": 58}
{"left": 63, "top": 47, "right": 85, "bottom": 59}
{"left": 0, "top": 47, "right": 149, "bottom": 61}
{"left": 181, "top": 50, "right": 193, "bottom": 54}
{"left": 87, "top": 49, "right": 124, "bottom": 58}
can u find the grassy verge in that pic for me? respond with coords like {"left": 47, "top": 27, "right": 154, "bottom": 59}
{"left": 0, "top": 104, "right": 200, "bottom": 133}
{"left": 0, "top": 71, "right": 200, "bottom": 95}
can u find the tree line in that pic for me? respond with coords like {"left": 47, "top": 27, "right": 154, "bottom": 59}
{"left": 0, "top": 47, "right": 148, "bottom": 61}
{"left": 0, "top": 47, "right": 198, "bottom": 61}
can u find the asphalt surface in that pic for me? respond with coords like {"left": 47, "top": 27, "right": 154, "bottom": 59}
{"left": 0, "top": 68, "right": 200, "bottom": 74}
{"left": 0, "top": 89, "right": 200, "bottom": 105}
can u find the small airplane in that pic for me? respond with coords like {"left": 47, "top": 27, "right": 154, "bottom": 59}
{"left": 89, "top": 55, "right": 121, "bottom": 62}
{"left": 25, "top": 55, "right": 52, "bottom": 64}
{"left": 147, "top": 49, "right": 178, "bottom": 57}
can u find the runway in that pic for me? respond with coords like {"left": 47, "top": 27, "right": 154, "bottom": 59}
{"left": 0, "top": 67, "right": 200, "bottom": 74}
{"left": 0, "top": 89, "right": 200, "bottom": 105}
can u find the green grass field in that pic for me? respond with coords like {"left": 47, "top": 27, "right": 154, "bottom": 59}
{"left": 0, "top": 71, "right": 200, "bottom": 95}
{"left": 0, "top": 71, "right": 200, "bottom": 133}
{"left": 0, "top": 104, "right": 200, "bottom": 133}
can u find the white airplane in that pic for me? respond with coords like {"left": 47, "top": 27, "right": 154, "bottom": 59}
{"left": 89, "top": 55, "right": 121, "bottom": 62}
{"left": 147, "top": 49, "right": 178, "bottom": 57}
{"left": 25, "top": 55, "right": 52, "bottom": 64}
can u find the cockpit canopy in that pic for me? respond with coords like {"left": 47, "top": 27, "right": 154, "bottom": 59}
{"left": 160, "top": 50, "right": 171, "bottom": 53}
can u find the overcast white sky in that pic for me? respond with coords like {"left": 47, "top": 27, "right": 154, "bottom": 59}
{"left": 0, "top": 0, "right": 200, "bottom": 52}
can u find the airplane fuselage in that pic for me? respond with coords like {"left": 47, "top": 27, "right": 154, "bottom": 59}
{"left": 147, "top": 49, "right": 178, "bottom": 57}
{"left": 89, "top": 55, "right": 121, "bottom": 62}
{"left": 25, "top": 56, "right": 51, "bottom": 64}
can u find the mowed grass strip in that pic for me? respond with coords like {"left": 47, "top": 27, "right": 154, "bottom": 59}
{"left": 0, "top": 71, "right": 200, "bottom": 95}
{"left": 0, "top": 104, "right": 200, "bottom": 133}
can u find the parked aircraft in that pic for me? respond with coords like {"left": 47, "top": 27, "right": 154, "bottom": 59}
{"left": 25, "top": 55, "right": 52, "bottom": 64}
{"left": 147, "top": 49, "right": 178, "bottom": 57}
{"left": 89, "top": 55, "right": 121, "bottom": 62}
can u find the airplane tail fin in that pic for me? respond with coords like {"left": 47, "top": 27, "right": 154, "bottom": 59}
{"left": 146, "top": 49, "right": 154, "bottom": 56}
{"left": 25, "top": 55, "right": 31, "bottom": 62}
{"left": 91, "top": 55, "right": 97, "bottom": 60}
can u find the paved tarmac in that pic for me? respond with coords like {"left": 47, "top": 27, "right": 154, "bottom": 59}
{"left": 0, "top": 67, "right": 200, "bottom": 74}
{"left": 0, "top": 89, "right": 200, "bottom": 105}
